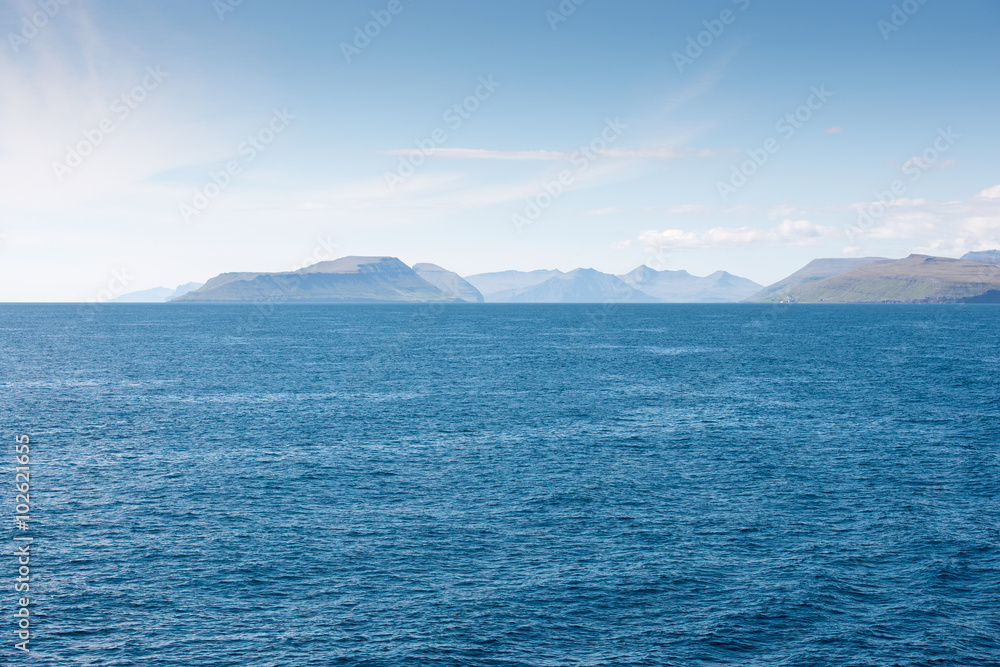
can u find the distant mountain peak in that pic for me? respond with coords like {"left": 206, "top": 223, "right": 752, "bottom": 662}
{"left": 464, "top": 269, "right": 564, "bottom": 302}
{"left": 501, "top": 268, "right": 657, "bottom": 303}
{"left": 628, "top": 265, "right": 659, "bottom": 279}
{"left": 617, "top": 265, "right": 760, "bottom": 303}
{"left": 412, "top": 263, "right": 484, "bottom": 303}
{"left": 113, "top": 282, "right": 204, "bottom": 303}
{"left": 963, "top": 249, "right": 1000, "bottom": 265}
{"left": 624, "top": 265, "right": 694, "bottom": 280}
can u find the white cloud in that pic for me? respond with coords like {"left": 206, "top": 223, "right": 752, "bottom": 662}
{"left": 638, "top": 219, "right": 839, "bottom": 251}
{"left": 978, "top": 184, "right": 1000, "bottom": 199}
{"left": 774, "top": 218, "right": 831, "bottom": 240}
{"left": 848, "top": 183, "right": 1000, "bottom": 256}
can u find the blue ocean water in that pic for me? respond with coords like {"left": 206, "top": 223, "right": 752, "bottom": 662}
{"left": 1, "top": 303, "right": 999, "bottom": 666}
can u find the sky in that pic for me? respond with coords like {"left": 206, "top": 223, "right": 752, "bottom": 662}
{"left": 1, "top": 0, "right": 998, "bottom": 301}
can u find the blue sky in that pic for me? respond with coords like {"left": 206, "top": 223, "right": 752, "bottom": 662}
{"left": 1, "top": 0, "right": 998, "bottom": 300}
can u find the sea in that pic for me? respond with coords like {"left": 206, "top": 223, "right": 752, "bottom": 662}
{"left": 1, "top": 303, "right": 998, "bottom": 666}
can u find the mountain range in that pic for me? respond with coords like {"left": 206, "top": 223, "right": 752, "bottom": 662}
{"left": 166, "top": 258, "right": 762, "bottom": 304}
{"left": 619, "top": 266, "right": 762, "bottom": 303}
{"left": 464, "top": 268, "right": 658, "bottom": 303}
{"left": 114, "top": 250, "right": 1000, "bottom": 304}
{"left": 461, "top": 266, "right": 763, "bottom": 303}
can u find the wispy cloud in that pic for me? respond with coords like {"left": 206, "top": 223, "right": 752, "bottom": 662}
{"left": 0, "top": 10, "right": 239, "bottom": 212}
{"left": 379, "top": 146, "right": 728, "bottom": 162}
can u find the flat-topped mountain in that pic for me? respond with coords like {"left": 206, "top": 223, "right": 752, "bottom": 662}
{"left": 174, "top": 256, "right": 466, "bottom": 303}
{"left": 753, "top": 254, "right": 1000, "bottom": 303}
{"left": 620, "top": 266, "right": 761, "bottom": 303}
